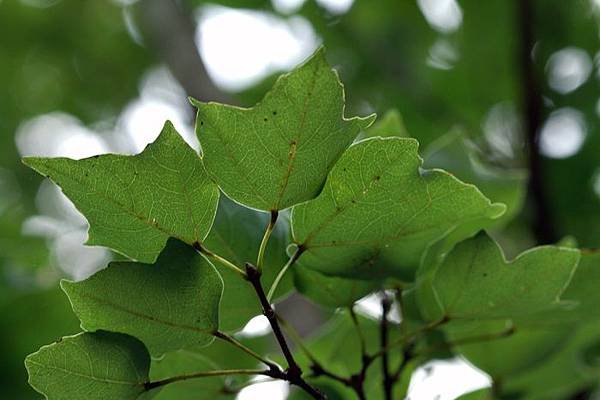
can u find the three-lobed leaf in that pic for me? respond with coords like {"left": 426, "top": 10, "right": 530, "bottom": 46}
{"left": 62, "top": 239, "right": 222, "bottom": 356}
{"left": 23, "top": 121, "right": 219, "bottom": 263}
{"left": 192, "top": 48, "right": 375, "bottom": 212}
{"left": 420, "top": 232, "right": 580, "bottom": 321}
{"left": 291, "top": 137, "right": 505, "bottom": 280}
{"left": 26, "top": 331, "right": 151, "bottom": 400}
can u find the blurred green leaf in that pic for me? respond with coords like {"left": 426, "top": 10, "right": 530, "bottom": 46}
{"left": 0, "top": 287, "right": 80, "bottom": 398}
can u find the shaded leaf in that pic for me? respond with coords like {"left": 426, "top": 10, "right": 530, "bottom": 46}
{"left": 502, "top": 321, "right": 600, "bottom": 400}
{"left": 23, "top": 121, "right": 219, "bottom": 263}
{"left": 291, "top": 137, "right": 505, "bottom": 280}
{"left": 421, "top": 232, "right": 579, "bottom": 320}
{"left": 192, "top": 48, "right": 375, "bottom": 211}
{"left": 293, "top": 267, "right": 377, "bottom": 308}
{"left": 26, "top": 331, "right": 151, "bottom": 400}
{"left": 62, "top": 239, "right": 222, "bottom": 356}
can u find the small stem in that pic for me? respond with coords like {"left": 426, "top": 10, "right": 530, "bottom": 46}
{"left": 213, "top": 330, "right": 279, "bottom": 370}
{"left": 245, "top": 262, "right": 325, "bottom": 400}
{"left": 194, "top": 242, "right": 247, "bottom": 277}
{"left": 380, "top": 294, "right": 393, "bottom": 400}
{"left": 145, "top": 368, "right": 271, "bottom": 391}
{"left": 266, "top": 245, "right": 304, "bottom": 302}
{"left": 256, "top": 211, "right": 278, "bottom": 273}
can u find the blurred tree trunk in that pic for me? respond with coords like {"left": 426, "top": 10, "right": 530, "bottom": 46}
{"left": 136, "top": 0, "right": 233, "bottom": 104}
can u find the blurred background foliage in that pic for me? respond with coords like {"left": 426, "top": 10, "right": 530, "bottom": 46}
{"left": 0, "top": 0, "right": 599, "bottom": 398}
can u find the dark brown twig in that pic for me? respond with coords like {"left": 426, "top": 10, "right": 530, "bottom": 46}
{"left": 380, "top": 294, "right": 393, "bottom": 400}
{"left": 245, "top": 263, "right": 325, "bottom": 400}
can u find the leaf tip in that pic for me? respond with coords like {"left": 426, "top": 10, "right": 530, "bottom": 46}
{"left": 488, "top": 202, "right": 507, "bottom": 219}
{"left": 361, "top": 113, "right": 377, "bottom": 128}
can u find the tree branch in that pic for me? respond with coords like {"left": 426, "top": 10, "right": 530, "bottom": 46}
{"left": 380, "top": 294, "right": 393, "bottom": 400}
{"left": 136, "top": 0, "right": 233, "bottom": 103}
{"left": 245, "top": 263, "right": 325, "bottom": 400}
{"left": 517, "top": 0, "right": 557, "bottom": 244}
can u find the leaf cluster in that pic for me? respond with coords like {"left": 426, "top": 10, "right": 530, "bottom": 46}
{"left": 23, "top": 49, "right": 598, "bottom": 400}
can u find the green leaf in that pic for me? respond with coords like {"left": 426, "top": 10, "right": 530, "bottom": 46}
{"left": 22, "top": 121, "right": 220, "bottom": 263}
{"left": 26, "top": 331, "right": 151, "bottom": 400}
{"left": 291, "top": 137, "right": 505, "bottom": 280}
{"left": 421, "top": 232, "right": 579, "bottom": 320}
{"left": 202, "top": 197, "right": 292, "bottom": 331}
{"left": 191, "top": 48, "right": 375, "bottom": 211}
{"left": 150, "top": 351, "right": 236, "bottom": 400}
{"left": 61, "top": 239, "right": 222, "bottom": 356}
{"left": 293, "top": 267, "right": 377, "bottom": 308}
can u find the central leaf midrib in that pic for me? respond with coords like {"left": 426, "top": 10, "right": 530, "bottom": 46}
{"left": 75, "top": 290, "right": 214, "bottom": 335}
{"left": 40, "top": 161, "right": 188, "bottom": 244}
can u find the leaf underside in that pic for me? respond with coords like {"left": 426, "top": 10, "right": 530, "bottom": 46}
{"left": 23, "top": 121, "right": 219, "bottom": 264}
{"left": 426, "top": 232, "right": 580, "bottom": 320}
{"left": 192, "top": 48, "right": 375, "bottom": 212}
{"left": 292, "top": 137, "right": 505, "bottom": 280}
